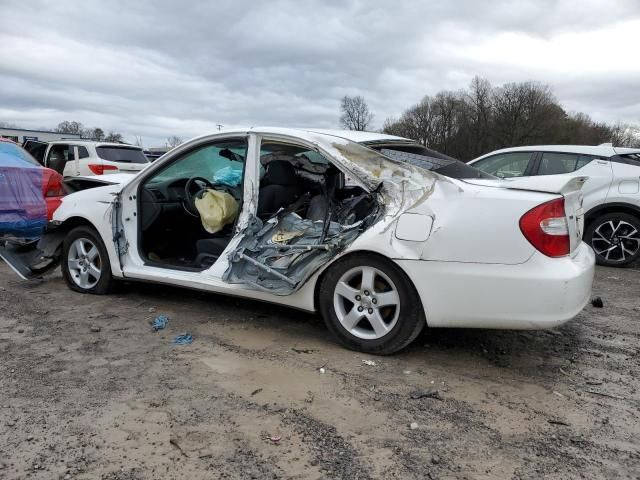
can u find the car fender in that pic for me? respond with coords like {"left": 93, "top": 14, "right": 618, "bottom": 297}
{"left": 50, "top": 186, "right": 124, "bottom": 277}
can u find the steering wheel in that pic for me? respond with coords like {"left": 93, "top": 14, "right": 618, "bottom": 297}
{"left": 184, "top": 177, "right": 214, "bottom": 216}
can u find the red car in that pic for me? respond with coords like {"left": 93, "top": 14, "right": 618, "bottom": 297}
{"left": 0, "top": 138, "right": 65, "bottom": 239}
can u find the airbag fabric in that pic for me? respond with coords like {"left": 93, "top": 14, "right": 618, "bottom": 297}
{"left": 194, "top": 189, "right": 239, "bottom": 234}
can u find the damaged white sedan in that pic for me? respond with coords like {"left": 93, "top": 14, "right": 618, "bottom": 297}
{"left": 0, "top": 128, "right": 595, "bottom": 354}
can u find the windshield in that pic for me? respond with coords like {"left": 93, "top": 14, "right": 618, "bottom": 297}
{"left": 96, "top": 146, "right": 149, "bottom": 164}
{"left": 365, "top": 142, "right": 493, "bottom": 179}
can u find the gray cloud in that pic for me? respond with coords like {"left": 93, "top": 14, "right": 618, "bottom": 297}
{"left": 1, "top": 0, "right": 639, "bottom": 146}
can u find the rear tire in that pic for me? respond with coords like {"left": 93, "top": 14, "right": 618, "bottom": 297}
{"left": 584, "top": 212, "right": 640, "bottom": 267}
{"left": 61, "top": 226, "right": 115, "bottom": 294}
{"left": 318, "top": 253, "right": 425, "bottom": 354}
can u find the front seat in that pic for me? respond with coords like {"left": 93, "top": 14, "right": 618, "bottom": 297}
{"left": 194, "top": 160, "right": 299, "bottom": 267}
{"left": 257, "top": 160, "right": 299, "bottom": 218}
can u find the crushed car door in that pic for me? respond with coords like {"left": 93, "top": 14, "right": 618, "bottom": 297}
{"left": 222, "top": 137, "right": 381, "bottom": 295}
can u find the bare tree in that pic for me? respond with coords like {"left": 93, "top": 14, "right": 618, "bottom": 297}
{"left": 166, "top": 136, "right": 183, "bottom": 148}
{"left": 92, "top": 128, "right": 105, "bottom": 141}
{"left": 56, "top": 121, "right": 84, "bottom": 135}
{"left": 104, "top": 131, "right": 123, "bottom": 143}
{"left": 382, "top": 96, "right": 436, "bottom": 147}
{"left": 340, "top": 95, "right": 373, "bottom": 131}
{"left": 610, "top": 122, "right": 640, "bottom": 148}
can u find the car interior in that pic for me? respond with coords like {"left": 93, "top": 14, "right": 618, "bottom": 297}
{"left": 137, "top": 139, "right": 374, "bottom": 271}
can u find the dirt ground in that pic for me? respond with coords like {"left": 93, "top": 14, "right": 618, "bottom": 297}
{"left": 0, "top": 262, "right": 638, "bottom": 480}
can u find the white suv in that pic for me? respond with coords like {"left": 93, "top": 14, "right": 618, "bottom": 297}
{"left": 23, "top": 140, "right": 149, "bottom": 178}
{"left": 469, "top": 145, "right": 640, "bottom": 266}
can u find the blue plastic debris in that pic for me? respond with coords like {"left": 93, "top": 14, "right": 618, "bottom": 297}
{"left": 152, "top": 315, "right": 169, "bottom": 331}
{"left": 172, "top": 333, "right": 193, "bottom": 345}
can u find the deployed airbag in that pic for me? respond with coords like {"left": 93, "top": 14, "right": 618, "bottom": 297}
{"left": 194, "top": 189, "right": 239, "bottom": 234}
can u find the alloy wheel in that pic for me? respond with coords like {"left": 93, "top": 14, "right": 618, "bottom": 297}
{"left": 333, "top": 266, "right": 400, "bottom": 340}
{"left": 591, "top": 220, "right": 640, "bottom": 263}
{"left": 67, "top": 237, "right": 102, "bottom": 289}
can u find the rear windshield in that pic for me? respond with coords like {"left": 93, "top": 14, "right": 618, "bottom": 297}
{"left": 0, "top": 141, "right": 41, "bottom": 167}
{"left": 96, "top": 146, "right": 149, "bottom": 164}
{"left": 366, "top": 143, "right": 493, "bottom": 179}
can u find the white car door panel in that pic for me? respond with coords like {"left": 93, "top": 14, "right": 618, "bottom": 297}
{"left": 607, "top": 161, "right": 640, "bottom": 208}
{"left": 116, "top": 133, "right": 255, "bottom": 288}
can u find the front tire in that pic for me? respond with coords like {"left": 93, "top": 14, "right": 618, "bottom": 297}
{"left": 318, "top": 253, "right": 425, "bottom": 354}
{"left": 585, "top": 213, "right": 640, "bottom": 267}
{"left": 61, "top": 226, "right": 115, "bottom": 294}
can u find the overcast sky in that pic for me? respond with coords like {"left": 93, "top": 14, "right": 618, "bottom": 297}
{"left": 1, "top": 0, "right": 638, "bottom": 146}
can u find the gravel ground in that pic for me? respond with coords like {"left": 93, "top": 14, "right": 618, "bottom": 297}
{"left": 0, "top": 262, "right": 638, "bottom": 479}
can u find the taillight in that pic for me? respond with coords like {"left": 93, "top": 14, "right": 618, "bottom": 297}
{"left": 42, "top": 170, "right": 65, "bottom": 197}
{"left": 519, "top": 197, "right": 569, "bottom": 257}
{"left": 88, "top": 164, "right": 118, "bottom": 175}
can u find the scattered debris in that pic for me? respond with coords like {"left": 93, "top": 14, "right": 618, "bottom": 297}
{"left": 409, "top": 388, "right": 443, "bottom": 401}
{"left": 292, "top": 347, "right": 315, "bottom": 354}
{"left": 169, "top": 437, "right": 188, "bottom": 457}
{"left": 152, "top": 315, "right": 169, "bottom": 331}
{"left": 319, "top": 367, "right": 326, "bottom": 374}
{"left": 17, "top": 328, "right": 24, "bottom": 333}
{"left": 585, "top": 380, "right": 603, "bottom": 386}
{"left": 585, "top": 389, "right": 625, "bottom": 400}
{"left": 431, "top": 455, "right": 441, "bottom": 465}
{"left": 171, "top": 333, "right": 193, "bottom": 345}
{"left": 362, "top": 359, "right": 377, "bottom": 366}
{"left": 305, "top": 392, "right": 314, "bottom": 403}
{"left": 251, "top": 388, "right": 263, "bottom": 396}
{"left": 148, "top": 306, "right": 156, "bottom": 313}
{"left": 559, "top": 368, "right": 570, "bottom": 376}
{"left": 90, "top": 326, "right": 101, "bottom": 333}
{"left": 403, "top": 370, "right": 411, "bottom": 375}
{"left": 553, "top": 391, "right": 566, "bottom": 399}
{"left": 410, "top": 422, "right": 418, "bottom": 430}
{"left": 591, "top": 296, "right": 604, "bottom": 308}
{"left": 263, "top": 434, "right": 282, "bottom": 444}
{"left": 548, "top": 418, "right": 570, "bottom": 426}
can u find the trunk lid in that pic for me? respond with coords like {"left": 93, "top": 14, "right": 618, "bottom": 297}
{"left": 463, "top": 176, "right": 587, "bottom": 254}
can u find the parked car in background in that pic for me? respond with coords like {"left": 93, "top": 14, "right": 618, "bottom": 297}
{"left": 23, "top": 140, "right": 149, "bottom": 178}
{"left": 0, "top": 138, "right": 65, "bottom": 239}
{"left": 1, "top": 128, "right": 594, "bottom": 354}
{"left": 469, "top": 145, "right": 640, "bottom": 266}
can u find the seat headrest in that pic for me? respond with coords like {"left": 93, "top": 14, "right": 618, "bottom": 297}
{"left": 263, "top": 160, "right": 297, "bottom": 186}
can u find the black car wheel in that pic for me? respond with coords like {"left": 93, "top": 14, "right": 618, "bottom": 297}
{"left": 61, "top": 226, "right": 115, "bottom": 294}
{"left": 585, "top": 213, "right": 640, "bottom": 266}
{"left": 318, "top": 253, "right": 425, "bottom": 354}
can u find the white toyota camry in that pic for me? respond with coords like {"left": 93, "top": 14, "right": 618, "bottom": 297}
{"left": 1, "top": 128, "right": 595, "bottom": 354}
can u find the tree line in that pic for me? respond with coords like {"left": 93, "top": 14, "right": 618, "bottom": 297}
{"left": 340, "top": 77, "right": 640, "bottom": 160}
{"left": 54, "top": 121, "right": 124, "bottom": 143}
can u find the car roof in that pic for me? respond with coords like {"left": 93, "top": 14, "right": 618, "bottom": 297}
{"left": 209, "top": 126, "right": 410, "bottom": 144}
{"left": 47, "top": 140, "right": 142, "bottom": 149}
{"left": 471, "top": 144, "right": 640, "bottom": 161}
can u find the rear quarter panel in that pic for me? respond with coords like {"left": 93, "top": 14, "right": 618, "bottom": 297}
{"left": 415, "top": 181, "right": 550, "bottom": 264}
